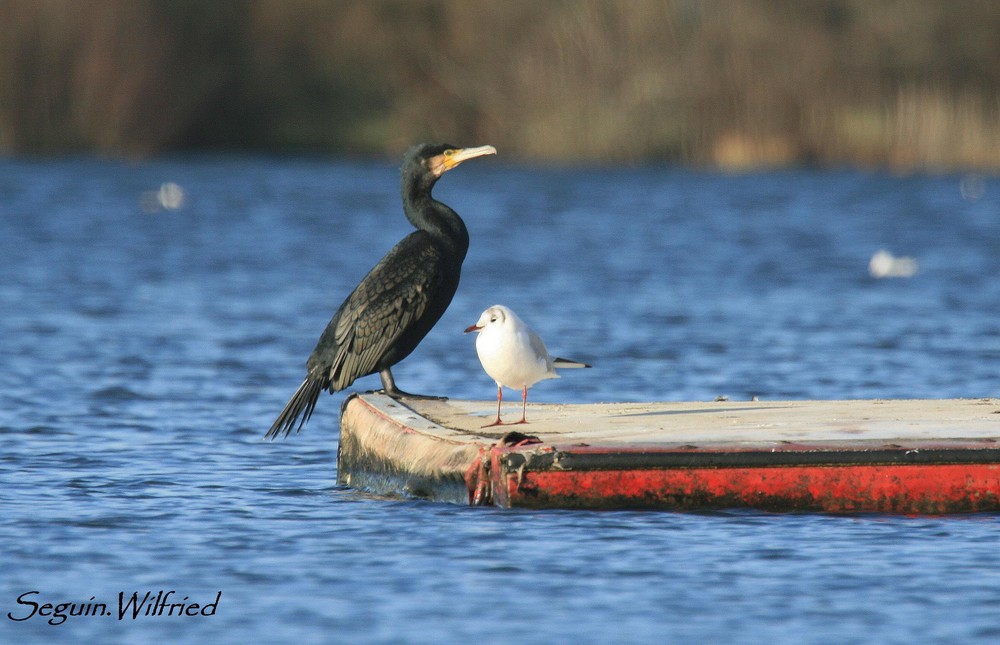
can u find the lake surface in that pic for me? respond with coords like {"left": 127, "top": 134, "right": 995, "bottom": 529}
{"left": 2, "top": 156, "right": 999, "bottom": 643}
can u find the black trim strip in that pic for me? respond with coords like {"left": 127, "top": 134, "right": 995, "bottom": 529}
{"left": 502, "top": 448, "right": 1000, "bottom": 471}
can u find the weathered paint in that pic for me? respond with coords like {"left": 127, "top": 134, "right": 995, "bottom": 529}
{"left": 494, "top": 461, "right": 1000, "bottom": 513}
{"left": 461, "top": 441, "right": 1000, "bottom": 512}
{"left": 339, "top": 394, "right": 1000, "bottom": 513}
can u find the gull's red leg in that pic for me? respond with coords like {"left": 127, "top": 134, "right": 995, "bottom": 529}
{"left": 483, "top": 383, "right": 504, "bottom": 427}
{"left": 515, "top": 385, "right": 529, "bottom": 424}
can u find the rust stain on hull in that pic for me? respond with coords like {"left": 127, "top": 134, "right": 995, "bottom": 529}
{"left": 494, "top": 461, "right": 1000, "bottom": 513}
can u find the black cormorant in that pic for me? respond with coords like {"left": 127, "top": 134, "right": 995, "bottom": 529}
{"left": 265, "top": 143, "right": 496, "bottom": 439}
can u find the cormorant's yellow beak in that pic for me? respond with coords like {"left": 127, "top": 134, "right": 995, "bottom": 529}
{"left": 432, "top": 145, "right": 497, "bottom": 176}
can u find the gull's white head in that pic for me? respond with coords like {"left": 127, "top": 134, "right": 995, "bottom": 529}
{"left": 463, "top": 304, "right": 520, "bottom": 335}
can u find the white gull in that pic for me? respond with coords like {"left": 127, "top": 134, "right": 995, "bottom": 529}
{"left": 464, "top": 304, "right": 590, "bottom": 426}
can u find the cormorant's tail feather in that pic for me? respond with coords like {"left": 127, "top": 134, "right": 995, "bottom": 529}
{"left": 265, "top": 378, "right": 325, "bottom": 440}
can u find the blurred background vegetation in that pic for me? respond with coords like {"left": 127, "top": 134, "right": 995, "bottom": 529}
{"left": 1, "top": 0, "right": 998, "bottom": 169}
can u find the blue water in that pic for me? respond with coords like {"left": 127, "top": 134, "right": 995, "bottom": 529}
{"left": 2, "top": 156, "right": 1000, "bottom": 643}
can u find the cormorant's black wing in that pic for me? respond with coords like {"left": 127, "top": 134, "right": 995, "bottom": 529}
{"left": 266, "top": 232, "right": 447, "bottom": 440}
{"left": 311, "top": 230, "right": 447, "bottom": 391}
{"left": 266, "top": 232, "right": 446, "bottom": 440}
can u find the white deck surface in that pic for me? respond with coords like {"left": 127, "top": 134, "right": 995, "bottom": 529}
{"left": 363, "top": 395, "right": 1000, "bottom": 447}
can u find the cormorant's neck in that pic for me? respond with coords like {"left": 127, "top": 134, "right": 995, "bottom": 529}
{"left": 402, "top": 177, "right": 470, "bottom": 258}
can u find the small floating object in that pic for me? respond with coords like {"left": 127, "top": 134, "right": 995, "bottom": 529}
{"left": 869, "top": 249, "right": 918, "bottom": 278}
{"left": 157, "top": 182, "right": 185, "bottom": 210}
{"left": 960, "top": 173, "right": 985, "bottom": 201}
{"left": 139, "top": 182, "right": 185, "bottom": 212}
{"left": 338, "top": 394, "right": 1000, "bottom": 513}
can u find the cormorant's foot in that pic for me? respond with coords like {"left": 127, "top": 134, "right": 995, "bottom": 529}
{"left": 380, "top": 388, "right": 448, "bottom": 401}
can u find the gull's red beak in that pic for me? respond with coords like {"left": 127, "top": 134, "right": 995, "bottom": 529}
{"left": 463, "top": 324, "right": 482, "bottom": 334}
